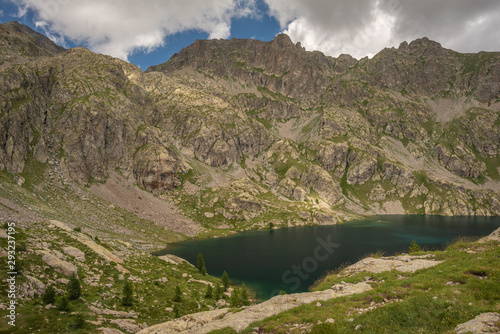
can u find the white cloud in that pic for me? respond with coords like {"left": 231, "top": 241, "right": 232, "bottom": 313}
{"left": 12, "top": 0, "right": 255, "bottom": 61}
{"left": 15, "top": 5, "right": 28, "bottom": 18}
{"left": 265, "top": 0, "right": 500, "bottom": 58}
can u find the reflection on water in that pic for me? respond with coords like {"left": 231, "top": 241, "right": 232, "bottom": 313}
{"left": 156, "top": 215, "right": 500, "bottom": 300}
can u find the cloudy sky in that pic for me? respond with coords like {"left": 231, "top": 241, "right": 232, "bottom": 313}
{"left": 1, "top": 0, "right": 499, "bottom": 69}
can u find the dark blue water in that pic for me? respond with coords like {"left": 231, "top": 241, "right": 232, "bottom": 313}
{"left": 156, "top": 215, "right": 500, "bottom": 300}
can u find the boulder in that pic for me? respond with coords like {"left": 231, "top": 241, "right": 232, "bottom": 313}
{"left": 62, "top": 246, "right": 86, "bottom": 262}
{"left": 38, "top": 250, "right": 78, "bottom": 277}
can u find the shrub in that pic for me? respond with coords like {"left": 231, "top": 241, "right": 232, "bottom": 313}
{"left": 57, "top": 296, "right": 70, "bottom": 312}
{"left": 221, "top": 271, "right": 230, "bottom": 290}
{"left": 122, "top": 280, "right": 134, "bottom": 306}
{"left": 205, "top": 284, "right": 213, "bottom": 298}
{"left": 42, "top": 285, "right": 56, "bottom": 305}
{"left": 409, "top": 240, "right": 421, "bottom": 254}
{"left": 173, "top": 286, "right": 182, "bottom": 302}
{"left": 67, "top": 274, "right": 81, "bottom": 300}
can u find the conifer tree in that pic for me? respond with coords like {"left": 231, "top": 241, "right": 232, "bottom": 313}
{"left": 197, "top": 253, "right": 207, "bottom": 275}
{"left": 42, "top": 284, "right": 56, "bottom": 305}
{"left": 230, "top": 288, "right": 240, "bottom": 307}
{"left": 173, "top": 286, "right": 182, "bottom": 302}
{"left": 122, "top": 280, "right": 134, "bottom": 306}
{"left": 221, "top": 270, "right": 230, "bottom": 290}
{"left": 240, "top": 283, "right": 250, "bottom": 306}
{"left": 214, "top": 284, "right": 221, "bottom": 300}
{"left": 67, "top": 274, "right": 81, "bottom": 300}
{"left": 173, "top": 303, "right": 180, "bottom": 318}
{"left": 205, "top": 284, "right": 213, "bottom": 298}
{"left": 57, "top": 295, "right": 70, "bottom": 312}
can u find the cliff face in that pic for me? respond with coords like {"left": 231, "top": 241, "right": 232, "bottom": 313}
{"left": 1, "top": 23, "right": 500, "bottom": 233}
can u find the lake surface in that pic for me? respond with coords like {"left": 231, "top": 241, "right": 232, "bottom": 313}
{"left": 157, "top": 215, "right": 500, "bottom": 300}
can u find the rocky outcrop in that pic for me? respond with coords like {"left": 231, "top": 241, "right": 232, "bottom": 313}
{"left": 455, "top": 312, "right": 500, "bottom": 334}
{"left": 434, "top": 145, "right": 485, "bottom": 179}
{"left": 37, "top": 250, "right": 78, "bottom": 277}
{"left": 134, "top": 144, "right": 183, "bottom": 193}
{"left": 62, "top": 246, "right": 86, "bottom": 262}
{"left": 347, "top": 158, "right": 377, "bottom": 185}
{"left": 302, "top": 165, "right": 344, "bottom": 206}
{"left": 342, "top": 254, "right": 443, "bottom": 275}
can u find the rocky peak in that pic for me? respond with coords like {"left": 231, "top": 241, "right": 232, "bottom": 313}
{"left": 0, "top": 21, "right": 65, "bottom": 58}
{"left": 148, "top": 34, "right": 336, "bottom": 101}
{"left": 270, "top": 33, "right": 294, "bottom": 47}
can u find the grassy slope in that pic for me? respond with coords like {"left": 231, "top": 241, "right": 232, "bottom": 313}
{"left": 205, "top": 237, "right": 499, "bottom": 334}
{"left": 0, "top": 220, "right": 244, "bottom": 333}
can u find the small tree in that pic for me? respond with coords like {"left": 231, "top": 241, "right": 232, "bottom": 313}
{"left": 205, "top": 284, "right": 213, "bottom": 298}
{"left": 197, "top": 253, "right": 207, "bottom": 275}
{"left": 57, "top": 295, "right": 70, "bottom": 312}
{"left": 69, "top": 314, "right": 85, "bottom": 330}
{"left": 240, "top": 283, "right": 250, "bottom": 306}
{"left": 42, "top": 285, "right": 56, "bottom": 305}
{"left": 409, "top": 240, "right": 420, "bottom": 254}
{"left": 221, "top": 271, "right": 230, "bottom": 291}
{"left": 173, "top": 303, "right": 181, "bottom": 318}
{"left": 214, "top": 285, "right": 221, "bottom": 300}
{"left": 230, "top": 288, "right": 240, "bottom": 307}
{"left": 122, "top": 280, "right": 134, "bottom": 306}
{"left": 67, "top": 274, "right": 81, "bottom": 300}
{"left": 173, "top": 286, "right": 182, "bottom": 302}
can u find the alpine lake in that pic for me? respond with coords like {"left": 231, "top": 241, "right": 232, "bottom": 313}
{"left": 155, "top": 215, "right": 500, "bottom": 301}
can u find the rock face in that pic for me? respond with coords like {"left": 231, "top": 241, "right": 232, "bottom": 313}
{"left": 0, "top": 21, "right": 499, "bottom": 232}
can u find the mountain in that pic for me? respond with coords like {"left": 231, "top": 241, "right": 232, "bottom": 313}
{"left": 1, "top": 22, "right": 500, "bottom": 236}
{"left": 0, "top": 21, "right": 65, "bottom": 65}
{"left": 0, "top": 21, "right": 499, "bottom": 333}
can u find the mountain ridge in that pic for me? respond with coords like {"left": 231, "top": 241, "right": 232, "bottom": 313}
{"left": 0, "top": 21, "right": 499, "bottom": 239}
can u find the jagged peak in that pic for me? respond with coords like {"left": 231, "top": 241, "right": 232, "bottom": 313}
{"left": 408, "top": 37, "right": 443, "bottom": 50}
{"left": 0, "top": 20, "right": 65, "bottom": 56}
{"left": 272, "top": 33, "right": 294, "bottom": 46}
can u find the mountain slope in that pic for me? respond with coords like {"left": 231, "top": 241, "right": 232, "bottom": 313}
{"left": 0, "top": 23, "right": 499, "bottom": 241}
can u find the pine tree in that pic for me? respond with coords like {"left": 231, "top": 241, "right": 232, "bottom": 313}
{"left": 67, "top": 274, "right": 81, "bottom": 300}
{"left": 214, "top": 284, "right": 221, "bottom": 300}
{"left": 230, "top": 288, "right": 240, "bottom": 307}
{"left": 42, "top": 285, "right": 56, "bottom": 305}
{"left": 57, "top": 295, "right": 70, "bottom": 312}
{"left": 197, "top": 253, "right": 207, "bottom": 275}
{"left": 173, "top": 303, "right": 180, "bottom": 318}
{"left": 221, "top": 270, "right": 230, "bottom": 290}
{"left": 240, "top": 283, "right": 250, "bottom": 306}
{"left": 205, "top": 284, "right": 213, "bottom": 298}
{"left": 122, "top": 280, "right": 134, "bottom": 306}
{"left": 173, "top": 286, "right": 182, "bottom": 302}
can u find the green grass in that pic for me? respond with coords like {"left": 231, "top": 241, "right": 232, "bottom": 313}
{"left": 11, "top": 95, "right": 32, "bottom": 111}
{"left": 0, "top": 219, "right": 249, "bottom": 333}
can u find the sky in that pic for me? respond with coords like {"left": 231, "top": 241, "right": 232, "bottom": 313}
{"left": 1, "top": 0, "right": 499, "bottom": 70}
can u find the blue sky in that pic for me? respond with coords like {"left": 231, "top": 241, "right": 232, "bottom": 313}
{"left": 1, "top": 0, "right": 499, "bottom": 71}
